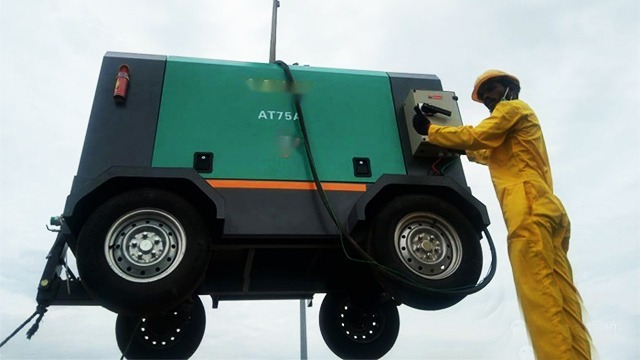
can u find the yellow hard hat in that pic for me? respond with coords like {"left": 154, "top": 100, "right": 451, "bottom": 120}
{"left": 471, "top": 70, "right": 520, "bottom": 102}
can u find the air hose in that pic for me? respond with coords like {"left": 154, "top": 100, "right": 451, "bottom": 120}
{"left": 274, "top": 60, "right": 497, "bottom": 295}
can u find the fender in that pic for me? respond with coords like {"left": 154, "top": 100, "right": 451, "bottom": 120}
{"left": 347, "top": 174, "right": 490, "bottom": 234}
{"left": 62, "top": 166, "right": 225, "bottom": 246}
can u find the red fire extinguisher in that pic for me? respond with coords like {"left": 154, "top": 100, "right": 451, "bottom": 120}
{"left": 113, "top": 65, "right": 130, "bottom": 103}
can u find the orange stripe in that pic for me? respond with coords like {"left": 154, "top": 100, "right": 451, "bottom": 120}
{"left": 206, "top": 179, "right": 366, "bottom": 192}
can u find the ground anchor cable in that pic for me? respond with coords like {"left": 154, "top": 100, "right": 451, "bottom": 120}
{"left": 0, "top": 305, "right": 48, "bottom": 348}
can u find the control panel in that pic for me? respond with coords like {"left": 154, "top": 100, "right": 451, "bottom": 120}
{"left": 403, "top": 90, "right": 463, "bottom": 157}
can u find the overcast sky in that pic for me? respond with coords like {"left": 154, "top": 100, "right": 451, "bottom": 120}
{"left": 1, "top": 1, "right": 638, "bottom": 359}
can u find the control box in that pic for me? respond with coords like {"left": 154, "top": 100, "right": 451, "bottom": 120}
{"left": 403, "top": 90, "right": 463, "bottom": 157}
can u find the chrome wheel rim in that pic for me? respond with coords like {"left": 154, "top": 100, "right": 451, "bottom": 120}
{"left": 137, "top": 312, "right": 187, "bottom": 348}
{"left": 394, "top": 212, "right": 462, "bottom": 280}
{"left": 339, "top": 304, "right": 384, "bottom": 343}
{"left": 105, "top": 208, "right": 186, "bottom": 283}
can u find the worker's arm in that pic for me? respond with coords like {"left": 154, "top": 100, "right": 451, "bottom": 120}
{"left": 466, "top": 149, "right": 491, "bottom": 165}
{"left": 427, "top": 100, "right": 525, "bottom": 151}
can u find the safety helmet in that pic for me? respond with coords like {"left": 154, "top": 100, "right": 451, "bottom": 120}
{"left": 471, "top": 70, "right": 520, "bottom": 103}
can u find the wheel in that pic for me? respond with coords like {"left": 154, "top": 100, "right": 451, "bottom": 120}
{"left": 76, "top": 188, "right": 211, "bottom": 315}
{"left": 116, "top": 295, "right": 206, "bottom": 359}
{"left": 368, "top": 194, "right": 482, "bottom": 310}
{"left": 319, "top": 293, "right": 400, "bottom": 359}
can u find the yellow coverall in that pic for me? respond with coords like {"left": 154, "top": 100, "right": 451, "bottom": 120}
{"left": 427, "top": 99, "right": 591, "bottom": 359}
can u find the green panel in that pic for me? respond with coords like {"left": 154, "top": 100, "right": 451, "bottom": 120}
{"left": 152, "top": 56, "right": 406, "bottom": 182}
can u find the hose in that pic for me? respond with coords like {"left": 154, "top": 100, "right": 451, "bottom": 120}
{"left": 275, "top": 60, "right": 496, "bottom": 295}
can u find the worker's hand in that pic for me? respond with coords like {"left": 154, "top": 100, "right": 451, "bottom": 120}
{"left": 412, "top": 113, "right": 431, "bottom": 135}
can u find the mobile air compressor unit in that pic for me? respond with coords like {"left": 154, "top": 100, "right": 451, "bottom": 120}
{"left": 36, "top": 52, "right": 492, "bottom": 359}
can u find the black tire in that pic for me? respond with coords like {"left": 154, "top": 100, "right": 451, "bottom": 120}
{"left": 116, "top": 295, "right": 206, "bottom": 360}
{"left": 368, "top": 194, "right": 482, "bottom": 310}
{"left": 76, "top": 188, "right": 211, "bottom": 315}
{"left": 319, "top": 293, "right": 400, "bottom": 359}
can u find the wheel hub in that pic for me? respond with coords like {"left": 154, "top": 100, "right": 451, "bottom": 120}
{"left": 105, "top": 209, "right": 186, "bottom": 283}
{"left": 394, "top": 212, "right": 462, "bottom": 280}
{"left": 412, "top": 230, "right": 445, "bottom": 263}
{"left": 137, "top": 235, "right": 155, "bottom": 252}
{"left": 138, "top": 313, "right": 186, "bottom": 348}
{"left": 339, "top": 305, "right": 382, "bottom": 343}
{"left": 126, "top": 230, "right": 166, "bottom": 264}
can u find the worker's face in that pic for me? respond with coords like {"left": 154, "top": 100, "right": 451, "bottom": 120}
{"left": 478, "top": 80, "right": 507, "bottom": 112}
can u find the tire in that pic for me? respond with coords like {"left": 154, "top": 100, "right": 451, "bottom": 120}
{"left": 76, "top": 188, "right": 211, "bottom": 315}
{"left": 319, "top": 293, "right": 400, "bottom": 359}
{"left": 368, "top": 194, "right": 482, "bottom": 310}
{"left": 116, "top": 295, "right": 206, "bottom": 360}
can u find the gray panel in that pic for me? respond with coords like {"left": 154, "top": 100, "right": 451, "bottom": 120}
{"left": 217, "top": 189, "right": 362, "bottom": 237}
{"left": 73, "top": 52, "right": 166, "bottom": 190}
{"left": 403, "top": 90, "right": 463, "bottom": 157}
{"left": 387, "top": 72, "right": 467, "bottom": 185}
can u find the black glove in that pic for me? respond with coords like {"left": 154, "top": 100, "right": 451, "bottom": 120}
{"left": 412, "top": 112, "right": 431, "bottom": 135}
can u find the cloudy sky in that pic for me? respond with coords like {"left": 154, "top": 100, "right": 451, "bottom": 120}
{"left": 1, "top": 0, "right": 638, "bottom": 359}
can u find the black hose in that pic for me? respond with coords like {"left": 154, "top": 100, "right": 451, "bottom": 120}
{"left": 274, "top": 60, "right": 496, "bottom": 295}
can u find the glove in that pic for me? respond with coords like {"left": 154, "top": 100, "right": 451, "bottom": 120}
{"left": 412, "top": 112, "right": 431, "bottom": 135}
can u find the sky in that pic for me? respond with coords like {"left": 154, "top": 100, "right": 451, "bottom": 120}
{"left": 0, "top": 0, "right": 638, "bottom": 359}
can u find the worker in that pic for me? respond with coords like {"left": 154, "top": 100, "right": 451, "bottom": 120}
{"left": 412, "top": 70, "right": 592, "bottom": 359}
